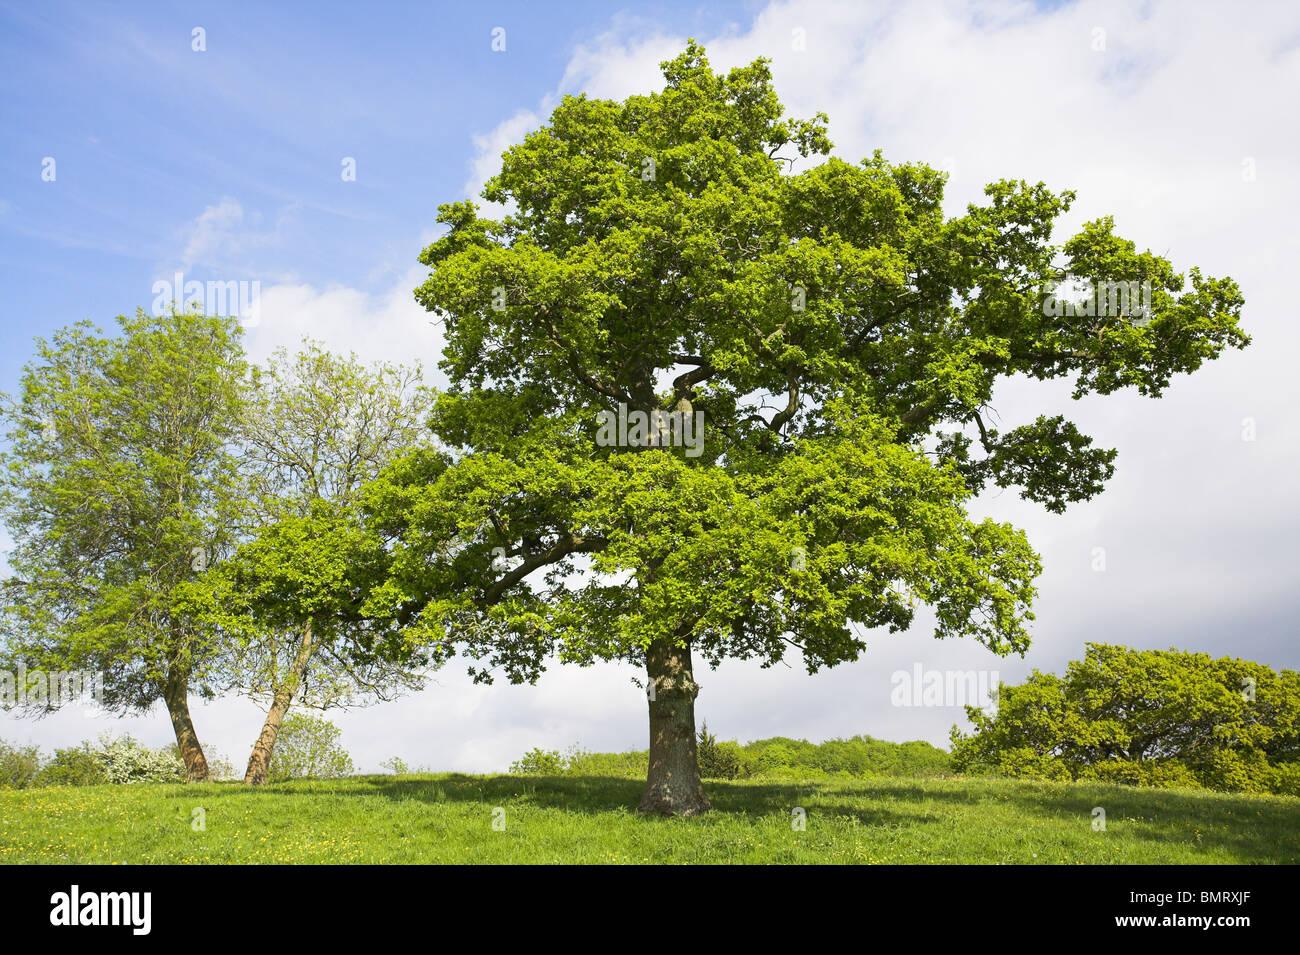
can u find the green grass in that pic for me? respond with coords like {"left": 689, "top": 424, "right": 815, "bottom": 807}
{"left": 2, "top": 774, "right": 1296, "bottom": 864}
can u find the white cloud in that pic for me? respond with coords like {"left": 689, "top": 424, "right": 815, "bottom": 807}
{"left": 240, "top": 264, "right": 447, "bottom": 380}
{"left": 464, "top": 108, "right": 544, "bottom": 208}
{"left": 176, "top": 196, "right": 285, "bottom": 273}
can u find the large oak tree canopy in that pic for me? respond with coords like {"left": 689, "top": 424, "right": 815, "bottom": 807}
{"left": 366, "top": 44, "right": 1246, "bottom": 810}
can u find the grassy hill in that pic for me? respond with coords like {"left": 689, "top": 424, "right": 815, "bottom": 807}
{"left": 3, "top": 773, "right": 1297, "bottom": 864}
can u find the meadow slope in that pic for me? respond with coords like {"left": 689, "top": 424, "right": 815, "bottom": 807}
{"left": 3, "top": 775, "right": 1297, "bottom": 864}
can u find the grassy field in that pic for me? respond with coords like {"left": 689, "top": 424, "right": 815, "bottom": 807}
{"left": 2, "top": 774, "right": 1296, "bottom": 864}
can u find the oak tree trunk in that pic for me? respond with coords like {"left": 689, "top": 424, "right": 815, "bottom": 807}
{"left": 244, "top": 620, "right": 315, "bottom": 786}
{"left": 637, "top": 639, "right": 711, "bottom": 816}
{"left": 164, "top": 669, "right": 210, "bottom": 782}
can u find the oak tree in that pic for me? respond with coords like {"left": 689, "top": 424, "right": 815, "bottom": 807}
{"left": 373, "top": 44, "right": 1247, "bottom": 815}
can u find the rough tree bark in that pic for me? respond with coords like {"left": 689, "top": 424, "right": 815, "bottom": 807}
{"left": 637, "top": 638, "right": 711, "bottom": 816}
{"left": 244, "top": 620, "right": 315, "bottom": 785}
{"left": 163, "top": 667, "right": 210, "bottom": 782}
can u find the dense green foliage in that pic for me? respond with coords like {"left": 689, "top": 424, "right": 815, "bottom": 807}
{"left": 0, "top": 739, "right": 41, "bottom": 788}
{"left": 951, "top": 644, "right": 1300, "bottom": 795}
{"left": 697, "top": 722, "right": 744, "bottom": 779}
{"left": 374, "top": 41, "right": 1245, "bottom": 670}
{"left": 267, "top": 714, "right": 355, "bottom": 781}
{"left": 35, "top": 742, "right": 107, "bottom": 786}
{"left": 0, "top": 310, "right": 249, "bottom": 714}
{"left": 363, "top": 44, "right": 1246, "bottom": 812}
{"left": 0, "top": 309, "right": 252, "bottom": 780}
{"left": 3, "top": 774, "right": 1296, "bottom": 864}
{"left": 191, "top": 344, "right": 437, "bottom": 710}
{"left": 511, "top": 733, "right": 950, "bottom": 781}
{"left": 0, "top": 733, "right": 196, "bottom": 787}
{"left": 742, "top": 735, "right": 951, "bottom": 779}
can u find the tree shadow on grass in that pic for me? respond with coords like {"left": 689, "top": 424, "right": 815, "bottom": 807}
{"left": 966, "top": 780, "right": 1300, "bottom": 863}
{"left": 169, "top": 774, "right": 1299, "bottom": 860}
{"left": 175, "top": 773, "right": 940, "bottom": 827}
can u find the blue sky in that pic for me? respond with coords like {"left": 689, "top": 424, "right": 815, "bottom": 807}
{"left": 0, "top": 0, "right": 751, "bottom": 385}
{"left": 3, "top": 0, "right": 1298, "bottom": 773}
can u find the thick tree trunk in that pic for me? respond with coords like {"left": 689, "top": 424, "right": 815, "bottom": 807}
{"left": 244, "top": 620, "right": 314, "bottom": 786}
{"left": 164, "top": 669, "right": 210, "bottom": 782}
{"left": 637, "top": 639, "right": 711, "bottom": 816}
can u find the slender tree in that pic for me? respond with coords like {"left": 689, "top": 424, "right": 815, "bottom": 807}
{"left": 0, "top": 309, "right": 249, "bottom": 780}
{"left": 367, "top": 43, "right": 1248, "bottom": 815}
{"left": 194, "top": 343, "right": 436, "bottom": 785}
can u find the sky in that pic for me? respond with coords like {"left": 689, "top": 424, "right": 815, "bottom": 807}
{"left": 2, "top": 0, "right": 1298, "bottom": 774}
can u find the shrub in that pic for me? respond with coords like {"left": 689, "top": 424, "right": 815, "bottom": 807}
{"left": 193, "top": 746, "right": 237, "bottom": 781}
{"left": 983, "top": 746, "right": 1073, "bottom": 782}
{"left": 0, "top": 739, "right": 41, "bottom": 788}
{"left": 267, "top": 715, "right": 354, "bottom": 780}
{"left": 1200, "top": 749, "right": 1274, "bottom": 794}
{"left": 509, "top": 747, "right": 567, "bottom": 776}
{"left": 378, "top": 757, "right": 431, "bottom": 775}
{"left": 36, "top": 742, "right": 107, "bottom": 786}
{"left": 1269, "top": 762, "right": 1300, "bottom": 797}
{"left": 697, "top": 723, "right": 744, "bottom": 779}
{"left": 743, "top": 735, "right": 949, "bottom": 779}
{"left": 565, "top": 748, "right": 647, "bottom": 778}
{"left": 94, "top": 734, "right": 185, "bottom": 783}
{"left": 1078, "top": 758, "right": 1202, "bottom": 790}
{"left": 508, "top": 734, "right": 949, "bottom": 783}
{"left": 949, "top": 644, "right": 1300, "bottom": 795}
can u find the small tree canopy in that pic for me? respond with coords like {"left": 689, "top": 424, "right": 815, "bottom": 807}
{"left": 950, "top": 644, "right": 1300, "bottom": 793}
{"left": 0, "top": 309, "right": 248, "bottom": 714}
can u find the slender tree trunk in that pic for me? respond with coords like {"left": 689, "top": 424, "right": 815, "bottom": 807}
{"left": 164, "top": 669, "right": 210, "bottom": 782}
{"left": 244, "top": 620, "right": 315, "bottom": 786}
{"left": 637, "top": 638, "right": 711, "bottom": 816}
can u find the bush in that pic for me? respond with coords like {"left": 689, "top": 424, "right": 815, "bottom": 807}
{"left": 981, "top": 746, "right": 1073, "bottom": 782}
{"left": 5, "top": 735, "right": 239, "bottom": 786}
{"left": 0, "top": 740, "right": 41, "bottom": 788}
{"left": 213, "top": 752, "right": 237, "bottom": 781}
{"left": 1200, "top": 749, "right": 1274, "bottom": 794}
{"left": 1269, "top": 762, "right": 1300, "bottom": 797}
{"left": 267, "top": 715, "right": 354, "bottom": 780}
{"left": 94, "top": 734, "right": 185, "bottom": 783}
{"left": 508, "top": 733, "right": 950, "bottom": 783}
{"left": 697, "top": 723, "right": 744, "bottom": 779}
{"left": 1078, "top": 758, "right": 1202, "bottom": 790}
{"left": 950, "top": 644, "right": 1300, "bottom": 795}
{"left": 565, "top": 748, "right": 647, "bottom": 778}
{"left": 378, "top": 756, "right": 431, "bottom": 775}
{"left": 197, "top": 746, "right": 237, "bottom": 782}
{"left": 36, "top": 743, "right": 107, "bottom": 786}
{"left": 509, "top": 747, "right": 567, "bottom": 775}
{"left": 744, "top": 734, "right": 950, "bottom": 779}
